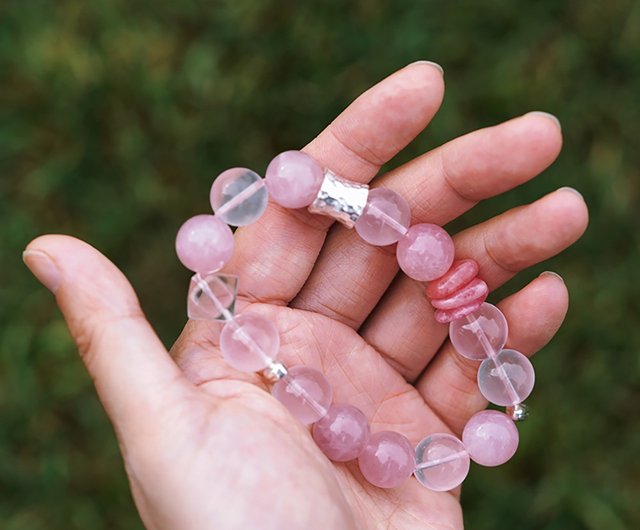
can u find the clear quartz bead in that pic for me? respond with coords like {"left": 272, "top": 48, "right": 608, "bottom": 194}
{"left": 355, "top": 188, "right": 411, "bottom": 246}
{"left": 449, "top": 303, "right": 509, "bottom": 360}
{"left": 187, "top": 272, "right": 239, "bottom": 321}
{"left": 477, "top": 349, "right": 535, "bottom": 406}
{"left": 414, "top": 433, "right": 470, "bottom": 491}
{"left": 272, "top": 366, "right": 332, "bottom": 425}
{"left": 210, "top": 167, "right": 269, "bottom": 226}
{"left": 220, "top": 313, "right": 280, "bottom": 373}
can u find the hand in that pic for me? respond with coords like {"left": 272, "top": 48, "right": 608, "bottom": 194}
{"left": 24, "top": 63, "right": 588, "bottom": 530}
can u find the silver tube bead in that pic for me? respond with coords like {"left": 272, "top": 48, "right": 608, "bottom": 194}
{"left": 307, "top": 169, "right": 369, "bottom": 228}
{"left": 262, "top": 361, "right": 289, "bottom": 382}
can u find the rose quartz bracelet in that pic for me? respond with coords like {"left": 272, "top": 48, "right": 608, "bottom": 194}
{"left": 175, "top": 151, "right": 534, "bottom": 491}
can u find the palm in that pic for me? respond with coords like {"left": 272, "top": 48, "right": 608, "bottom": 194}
{"left": 25, "top": 64, "right": 588, "bottom": 530}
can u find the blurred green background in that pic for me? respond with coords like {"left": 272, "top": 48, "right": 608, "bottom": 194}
{"left": 1, "top": 0, "right": 638, "bottom": 528}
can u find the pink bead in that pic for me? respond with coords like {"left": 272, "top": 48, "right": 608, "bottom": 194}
{"left": 355, "top": 188, "right": 411, "bottom": 246}
{"left": 477, "top": 349, "right": 535, "bottom": 406}
{"left": 449, "top": 303, "right": 508, "bottom": 360}
{"left": 265, "top": 150, "right": 324, "bottom": 208}
{"left": 426, "top": 259, "right": 479, "bottom": 299}
{"left": 272, "top": 366, "right": 332, "bottom": 425}
{"left": 462, "top": 410, "right": 519, "bottom": 467}
{"left": 434, "top": 297, "right": 486, "bottom": 324}
{"left": 312, "top": 404, "right": 370, "bottom": 462}
{"left": 358, "top": 431, "right": 415, "bottom": 489}
{"left": 431, "top": 278, "right": 489, "bottom": 310}
{"left": 220, "top": 314, "right": 279, "bottom": 372}
{"left": 414, "top": 433, "right": 470, "bottom": 491}
{"left": 175, "top": 215, "right": 234, "bottom": 273}
{"left": 396, "top": 223, "right": 455, "bottom": 281}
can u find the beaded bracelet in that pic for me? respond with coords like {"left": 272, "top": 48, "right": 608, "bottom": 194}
{"left": 175, "top": 151, "right": 534, "bottom": 491}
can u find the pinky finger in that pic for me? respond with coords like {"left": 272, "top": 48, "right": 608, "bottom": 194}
{"left": 415, "top": 271, "right": 569, "bottom": 435}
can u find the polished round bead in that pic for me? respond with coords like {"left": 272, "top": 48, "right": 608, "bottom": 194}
{"left": 312, "top": 404, "right": 370, "bottom": 462}
{"left": 175, "top": 215, "right": 234, "bottom": 273}
{"left": 220, "top": 314, "right": 279, "bottom": 372}
{"left": 478, "top": 349, "right": 535, "bottom": 406}
{"left": 210, "top": 167, "right": 268, "bottom": 226}
{"left": 358, "top": 431, "right": 415, "bottom": 489}
{"left": 272, "top": 366, "right": 332, "bottom": 425}
{"left": 427, "top": 259, "right": 479, "bottom": 299}
{"left": 355, "top": 188, "right": 411, "bottom": 246}
{"left": 414, "top": 433, "right": 470, "bottom": 491}
{"left": 462, "top": 410, "right": 519, "bottom": 467}
{"left": 396, "top": 223, "right": 455, "bottom": 281}
{"left": 449, "top": 303, "right": 508, "bottom": 360}
{"left": 431, "top": 278, "right": 489, "bottom": 310}
{"left": 265, "top": 150, "right": 324, "bottom": 208}
{"left": 434, "top": 298, "right": 486, "bottom": 324}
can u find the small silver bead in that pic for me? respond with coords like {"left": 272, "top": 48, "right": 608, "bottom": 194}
{"left": 262, "top": 361, "right": 289, "bottom": 382}
{"left": 506, "top": 403, "right": 530, "bottom": 422}
{"left": 307, "top": 169, "right": 369, "bottom": 228}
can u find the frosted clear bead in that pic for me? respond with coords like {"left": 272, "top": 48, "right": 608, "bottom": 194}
{"left": 449, "top": 303, "right": 508, "bottom": 360}
{"left": 272, "top": 366, "right": 332, "bottom": 425}
{"left": 220, "top": 314, "right": 279, "bottom": 372}
{"left": 477, "top": 349, "right": 535, "bottom": 406}
{"left": 187, "top": 273, "right": 238, "bottom": 321}
{"left": 414, "top": 433, "right": 470, "bottom": 491}
{"left": 355, "top": 188, "right": 411, "bottom": 246}
{"left": 210, "top": 167, "right": 269, "bottom": 226}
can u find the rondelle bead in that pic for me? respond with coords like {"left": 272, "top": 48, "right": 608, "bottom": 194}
{"left": 220, "top": 313, "right": 280, "bottom": 372}
{"left": 396, "top": 223, "right": 455, "bottom": 281}
{"left": 430, "top": 278, "right": 489, "bottom": 310}
{"left": 426, "top": 259, "right": 480, "bottom": 299}
{"left": 414, "top": 433, "right": 470, "bottom": 491}
{"left": 358, "top": 431, "right": 415, "bottom": 489}
{"left": 462, "top": 410, "right": 519, "bottom": 467}
{"left": 355, "top": 188, "right": 411, "bottom": 246}
{"left": 272, "top": 366, "right": 332, "bottom": 425}
{"left": 176, "top": 215, "right": 234, "bottom": 273}
{"left": 449, "top": 303, "right": 508, "bottom": 360}
{"left": 312, "top": 404, "right": 370, "bottom": 462}
{"left": 265, "top": 151, "right": 324, "bottom": 209}
{"left": 477, "top": 349, "right": 535, "bottom": 406}
{"left": 434, "top": 298, "right": 486, "bottom": 324}
{"left": 210, "top": 167, "right": 269, "bottom": 226}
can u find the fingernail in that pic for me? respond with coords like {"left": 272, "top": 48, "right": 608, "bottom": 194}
{"left": 539, "top": 270, "right": 564, "bottom": 283}
{"left": 557, "top": 186, "right": 584, "bottom": 201}
{"left": 407, "top": 60, "right": 444, "bottom": 75}
{"left": 526, "top": 111, "right": 561, "bottom": 130}
{"left": 23, "top": 249, "right": 61, "bottom": 293}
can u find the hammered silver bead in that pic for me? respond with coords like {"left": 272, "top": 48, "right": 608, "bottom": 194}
{"left": 262, "top": 361, "right": 289, "bottom": 382}
{"left": 506, "top": 403, "right": 530, "bottom": 422}
{"left": 307, "top": 169, "right": 369, "bottom": 228}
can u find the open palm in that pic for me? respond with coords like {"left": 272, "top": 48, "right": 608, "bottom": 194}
{"left": 24, "top": 63, "right": 588, "bottom": 530}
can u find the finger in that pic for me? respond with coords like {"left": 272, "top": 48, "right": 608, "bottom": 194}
{"left": 223, "top": 63, "right": 445, "bottom": 304}
{"left": 361, "top": 187, "right": 588, "bottom": 380}
{"left": 23, "top": 235, "right": 191, "bottom": 439}
{"left": 415, "top": 272, "right": 569, "bottom": 434}
{"left": 291, "top": 112, "right": 563, "bottom": 328}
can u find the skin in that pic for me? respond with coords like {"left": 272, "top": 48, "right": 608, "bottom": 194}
{"left": 23, "top": 63, "right": 589, "bottom": 530}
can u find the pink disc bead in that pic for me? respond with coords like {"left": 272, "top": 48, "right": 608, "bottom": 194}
{"left": 265, "top": 150, "right": 324, "bottom": 208}
{"left": 449, "top": 303, "right": 509, "bottom": 360}
{"left": 175, "top": 215, "right": 234, "bottom": 273}
{"left": 414, "top": 433, "right": 470, "bottom": 491}
{"left": 462, "top": 410, "right": 519, "bottom": 467}
{"left": 396, "top": 223, "right": 455, "bottom": 281}
{"left": 434, "top": 297, "right": 487, "bottom": 324}
{"left": 220, "top": 313, "right": 279, "bottom": 372}
{"left": 426, "top": 259, "right": 479, "bottom": 299}
{"left": 312, "top": 404, "right": 370, "bottom": 462}
{"left": 358, "top": 431, "right": 415, "bottom": 489}
{"left": 272, "top": 366, "right": 332, "bottom": 425}
{"left": 355, "top": 188, "right": 411, "bottom": 246}
{"left": 477, "top": 349, "right": 535, "bottom": 406}
{"left": 431, "top": 278, "right": 489, "bottom": 310}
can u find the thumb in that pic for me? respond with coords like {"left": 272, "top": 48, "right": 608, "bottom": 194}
{"left": 23, "top": 234, "right": 190, "bottom": 440}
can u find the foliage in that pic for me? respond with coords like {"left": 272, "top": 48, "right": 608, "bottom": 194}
{"left": 1, "top": 0, "right": 638, "bottom": 528}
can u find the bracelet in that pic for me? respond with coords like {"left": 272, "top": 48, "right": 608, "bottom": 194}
{"left": 175, "top": 151, "right": 534, "bottom": 491}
